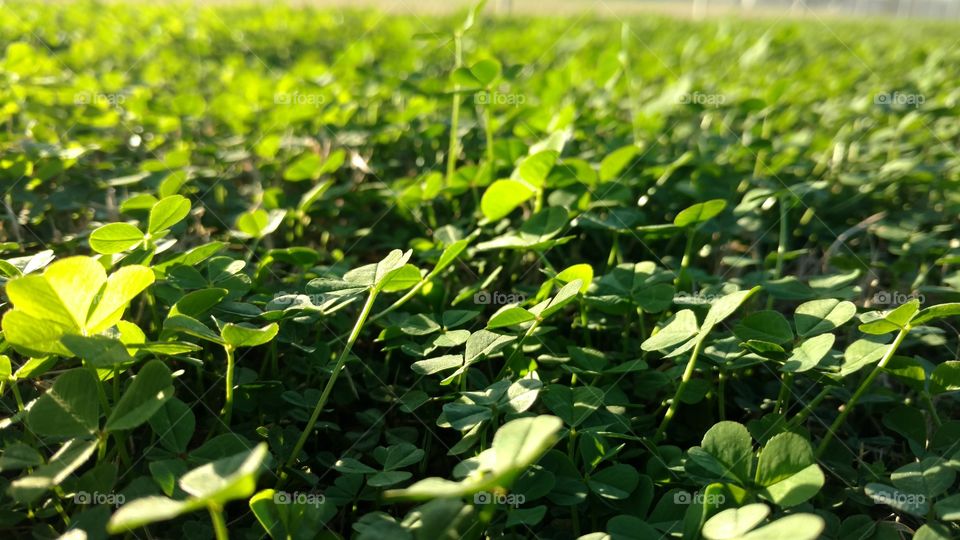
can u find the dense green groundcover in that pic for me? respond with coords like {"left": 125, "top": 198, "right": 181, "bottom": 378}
{"left": 2, "top": 1, "right": 960, "bottom": 538}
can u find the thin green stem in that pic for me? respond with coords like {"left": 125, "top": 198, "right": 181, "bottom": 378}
{"left": 484, "top": 104, "right": 495, "bottom": 183}
{"left": 788, "top": 386, "right": 833, "bottom": 428}
{"left": 499, "top": 320, "right": 541, "bottom": 379}
{"left": 283, "top": 290, "right": 379, "bottom": 474}
{"left": 718, "top": 368, "right": 726, "bottom": 420}
{"left": 675, "top": 228, "right": 696, "bottom": 291}
{"left": 656, "top": 338, "right": 705, "bottom": 440}
{"left": 10, "top": 380, "right": 25, "bottom": 411}
{"left": 923, "top": 393, "right": 942, "bottom": 427}
{"left": 816, "top": 327, "right": 909, "bottom": 458}
{"left": 774, "top": 194, "right": 789, "bottom": 280}
{"left": 221, "top": 345, "right": 236, "bottom": 427}
{"left": 445, "top": 32, "right": 463, "bottom": 189}
{"left": 775, "top": 373, "right": 793, "bottom": 415}
{"left": 767, "top": 194, "right": 789, "bottom": 310}
{"left": 208, "top": 506, "right": 229, "bottom": 540}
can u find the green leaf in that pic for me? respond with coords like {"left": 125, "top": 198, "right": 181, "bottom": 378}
{"left": 149, "top": 398, "right": 196, "bottom": 454}
{"left": 912, "top": 303, "right": 960, "bottom": 326}
{"left": 691, "top": 421, "right": 754, "bottom": 485}
{"left": 221, "top": 322, "right": 279, "bottom": 348}
{"left": 674, "top": 199, "right": 727, "bottom": 227}
{"left": 108, "top": 496, "right": 198, "bottom": 532}
{"left": 755, "top": 433, "right": 822, "bottom": 508}
{"left": 931, "top": 361, "right": 960, "bottom": 394}
{"left": 587, "top": 464, "right": 639, "bottom": 499}
{"left": 164, "top": 314, "right": 226, "bottom": 345}
{"left": 740, "top": 513, "right": 825, "bottom": 540}
{"left": 541, "top": 385, "right": 603, "bottom": 427}
{"left": 27, "top": 368, "right": 100, "bottom": 438}
{"left": 179, "top": 443, "right": 270, "bottom": 502}
{"left": 250, "top": 488, "right": 334, "bottom": 540}
{"left": 412, "top": 355, "right": 463, "bottom": 375}
{"left": 487, "top": 307, "right": 536, "bottom": 329}
{"left": 89, "top": 223, "right": 145, "bottom": 254}
{"left": 379, "top": 264, "right": 422, "bottom": 293}
{"left": 599, "top": 145, "right": 641, "bottom": 182}
{"left": 429, "top": 239, "right": 471, "bottom": 277}
{"left": 794, "top": 299, "right": 856, "bottom": 337}
{"left": 109, "top": 444, "right": 270, "bottom": 533}
{"left": 384, "top": 415, "right": 562, "bottom": 500}
{"left": 541, "top": 279, "right": 583, "bottom": 319}
{"left": 782, "top": 333, "right": 834, "bottom": 372}
{"left": 105, "top": 360, "right": 174, "bottom": 432}
{"left": 891, "top": 457, "right": 955, "bottom": 499}
{"left": 555, "top": 264, "right": 593, "bottom": 293}
{"left": 170, "top": 288, "right": 229, "bottom": 318}
{"left": 236, "top": 209, "right": 286, "bottom": 239}
{"left": 701, "top": 503, "right": 769, "bottom": 540}
{"left": 9, "top": 438, "right": 98, "bottom": 503}
{"left": 734, "top": 311, "right": 793, "bottom": 344}
{"left": 514, "top": 151, "right": 557, "bottom": 189}
{"left": 470, "top": 58, "right": 501, "bottom": 86}
{"left": 480, "top": 179, "right": 535, "bottom": 221}
{"left": 148, "top": 195, "right": 191, "bottom": 235}
{"left": 914, "top": 523, "right": 955, "bottom": 540}
{"left": 864, "top": 483, "right": 930, "bottom": 516}
{"left": 284, "top": 153, "right": 325, "bottom": 182}
{"left": 61, "top": 335, "right": 134, "bottom": 367}
{"left": 641, "top": 310, "right": 698, "bottom": 352}
{"left": 0, "top": 443, "right": 43, "bottom": 472}
{"left": 463, "top": 329, "right": 515, "bottom": 364}
{"left": 934, "top": 493, "right": 960, "bottom": 521}
{"left": 859, "top": 299, "right": 920, "bottom": 334}
{"left": 841, "top": 335, "right": 891, "bottom": 377}
{"left": 702, "top": 287, "right": 761, "bottom": 334}
{"left": 86, "top": 264, "right": 156, "bottom": 334}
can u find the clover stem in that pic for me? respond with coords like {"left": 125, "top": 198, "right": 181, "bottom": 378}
{"left": 580, "top": 303, "right": 591, "bottom": 348}
{"left": 767, "top": 193, "right": 789, "bottom": 310}
{"left": 788, "top": 385, "right": 832, "bottom": 428}
{"left": 567, "top": 427, "right": 580, "bottom": 536}
{"left": 816, "top": 326, "right": 909, "bottom": 458}
{"left": 371, "top": 279, "right": 426, "bottom": 323}
{"left": 10, "top": 381, "right": 25, "bottom": 411}
{"left": 606, "top": 233, "right": 620, "bottom": 269}
{"left": 656, "top": 337, "right": 705, "bottom": 440}
{"left": 284, "top": 290, "right": 378, "bottom": 474}
{"left": 923, "top": 393, "right": 942, "bottom": 427}
{"left": 499, "top": 319, "right": 540, "bottom": 379}
{"left": 674, "top": 228, "right": 696, "bottom": 291}
{"left": 775, "top": 373, "right": 793, "bottom": 415}
{"left": 774, "top": 193, "right": 789, "bottom": 280}
{"left": 208, "top": 506, "right": 229, "bottom": 540}
{"left": 221, "top": 345, "right": 236, "bottom": 427}
{"left": 717, "top": 367, "right": 726, "bottom": 420}
{"left": 483, "top": 103, "right": 495, "bottom": 183}
{"left": 445, "top": 31, "right": 463, "bottom": 189}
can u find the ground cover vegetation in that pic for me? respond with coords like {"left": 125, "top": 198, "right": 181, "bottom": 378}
{"left": 1, "top": 1, "right": 960, "bottom": 539}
